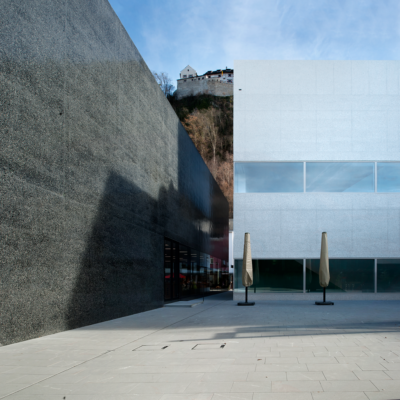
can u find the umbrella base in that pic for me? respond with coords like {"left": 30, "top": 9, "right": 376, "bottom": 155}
{"left": 315, "top": 301, "right": 334, "bottom": 305}
{"left": 237, "top": 302, "right": 255, "bottom": 306}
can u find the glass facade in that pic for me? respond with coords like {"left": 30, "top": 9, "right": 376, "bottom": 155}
{"left": 306, "top": 259, "right": 374, "bottom": 292}
{"left": 306, "top": 163, "right": 374, "bottom": 192}
{"left": 377, "top": 259, "right": 400, "bottom": 292}
{"left": 235, "top": 161, "right": 400, "bottom": 193}
{"left": 164, "top": 238, "right": 230, "bottom": 301}
{"left": 234, "top": 259, "right": 303, "bottom": 292}
{"left": 234, "top": 259, "right": 400, "bottom": 293}
{"left": 377, "top": 163, "right": 400, "bottom": 192}
{"left": 235, "top": 163, "right": 303, "bottom": 193}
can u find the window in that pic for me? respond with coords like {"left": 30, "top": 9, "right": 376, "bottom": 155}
{"left": 377, "top": 163, "right": 400, "bottom": 192}
{"left": 202, "top": 77, "right": 204, "bottom": 80}
{"left": 377, "top": 260, "right": 400, "bottom": 292}
{"left": 189, "top": 74, "right": 193, "bottom": 77}
{"left": 184, "top": 79, "right": 186, "bottom": 82}
{"left": 235, "top": 162, "right": 304, "bottom": 193}
{"left": 235, "top": 259, "right": 303, "bottom": 292}
{"left": 183, "top": 74, "right": 187, "bottom": 78}
{"left": 306, "top": 259, "right": 374, "bottom": 292}
{"left": 228, "top": 74, "right": 232, "bottom": 77}
{"left": 306, "top": 162, "right": 374, "bottom": 192}
{"left": 218, "top": 75, "right": 221, "bottom": 77}
{"left": 198, "top": 78, "right": 200, "bottom": 80}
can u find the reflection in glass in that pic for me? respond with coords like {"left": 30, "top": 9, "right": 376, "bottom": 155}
{"left": 210, "top": 257, "right": 230, "bottom": 290}
{"left": 377, "top": 259, "right": 400, "bottom": 292}
{"left": 164, "top": 240, "right": 172, "bottom": 300}
{"left": 306, "top": 259, "right": 374, "bottom": 292}
{"left": 377, "top": 163, "right": 400, "bottom": 192}
{"left": 165, "top": 238, "right": 230, "bottom": 300}
{"left": 235, "top": 163, "right": 303, "bottom": 193}
{"left": 234, "top": 259, "right": 303, "bottom": 292}
{"left": 179, "top": 245, "right": 191, "bottom": 296}
{"left": 191, "top": 249, "right": 200, "bottom": 294}
{"left": 306, "top": 162, "right": 374, "bottom": 192}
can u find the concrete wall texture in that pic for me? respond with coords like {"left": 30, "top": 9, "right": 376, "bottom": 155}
{"left": 234, "top": 60, "right": 400, "bottom": 260}
{"left": 176, "top": 79, "right": 233, "bottom": 99}
{"left": 0, "top": 0, "right": 228, "bottom": 345}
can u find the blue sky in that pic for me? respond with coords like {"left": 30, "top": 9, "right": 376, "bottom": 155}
{"left": 109, "top": 0, "right": 400, "bottom": 87}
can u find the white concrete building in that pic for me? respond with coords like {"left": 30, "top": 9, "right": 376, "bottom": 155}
{"left": 179, "top": 65, "right": 197, "bottom": 79}
{"left": 234, "top": 60, "right": 400, "bottom": 300}
{"left": 204, "top": 68, "right": 234, "bottom": 83}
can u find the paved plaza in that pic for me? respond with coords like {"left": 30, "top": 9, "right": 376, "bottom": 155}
{"left": 1, "top": 293, "right": 400, "bottom": 399}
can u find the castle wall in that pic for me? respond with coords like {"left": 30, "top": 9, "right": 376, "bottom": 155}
{"left": 176, "top": 79, "right": 233, "bottom": 99}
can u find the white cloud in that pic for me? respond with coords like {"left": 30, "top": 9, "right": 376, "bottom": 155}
{"left": 111, "top": 0, "right": 400, "bottom": 80}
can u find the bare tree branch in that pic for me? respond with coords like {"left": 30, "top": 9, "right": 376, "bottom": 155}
{"left": 152, "top": 71, "right": 175, "bottom": 97}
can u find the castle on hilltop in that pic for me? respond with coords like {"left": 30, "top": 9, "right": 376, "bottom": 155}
{"left": 176, "top": 65, "right": 234, "bottom": 99}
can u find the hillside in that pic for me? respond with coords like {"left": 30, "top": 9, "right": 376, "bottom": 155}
{"left": 169, "top": 94, "right": 233, "bottom": 217}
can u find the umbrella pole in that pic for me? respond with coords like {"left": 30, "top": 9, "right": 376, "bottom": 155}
{"left": 245, "top": 287, "right": 248, "bottom": 303}
{"left": 315, "top": 286, "right": 333, "bottom": 305}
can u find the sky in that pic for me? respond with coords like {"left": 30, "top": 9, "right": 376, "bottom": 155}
{"left": 109, "top": 0, "right": 400, "bottom": 87}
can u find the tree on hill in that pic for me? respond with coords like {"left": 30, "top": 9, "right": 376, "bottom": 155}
{"left": 171, "top": 94, "right": 233, "bottom": 217}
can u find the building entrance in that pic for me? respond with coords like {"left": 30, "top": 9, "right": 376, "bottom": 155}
{"left": 164, "top": 238, "right": 230, "bottom": 301}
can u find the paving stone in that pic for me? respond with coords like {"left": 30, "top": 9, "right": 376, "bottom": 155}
{"left": 271, "top": 380, "right": 323, "bottom": 392}
{"left": 322, "top": 371, "right": 359, "bottom": 380}
{"left": 286, "top": 372, "right": 325, "bottom": 381}
{"left": 320, "top": 380, "right": 378, "bottom": 392}
{"left": 354, "top": 371, "right": 392, "bottom": 380}
{"left": 1, "top": 295, "right": 400, "bottom": 399}
{"left": 312, "top": 393, "right": 368, "bottom": 400}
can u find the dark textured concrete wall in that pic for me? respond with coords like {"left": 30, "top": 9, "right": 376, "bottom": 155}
{"left": 0, "top": 0, "right": 229, "bottom": 345}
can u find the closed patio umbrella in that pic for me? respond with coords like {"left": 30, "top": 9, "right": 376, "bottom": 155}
{"left": 238, "top": 232, "right": 255, "bottom": 306}
{"left": 315, "top": 232, "right": 334, "bottom": 305}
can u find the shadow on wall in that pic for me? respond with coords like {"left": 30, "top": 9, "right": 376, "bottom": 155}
{"left": 65, "top": 171, "right": 210, "bottom": 330}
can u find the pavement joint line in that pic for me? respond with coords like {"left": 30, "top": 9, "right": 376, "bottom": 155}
{"left": 0, "top": 350, "right": 113, "bottom": 400}
{"left": 0, "top": 295, "right": 230, "bottom": 399}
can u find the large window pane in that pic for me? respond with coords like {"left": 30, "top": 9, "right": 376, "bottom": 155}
{"left": 306, "top": 163, "right": 374, "bottom": 192}
{"left": 377, "top": 259, "right": 400, "bottom": 292}
{"left": 235, "top": 163, "right": 303, "bottom": 193}
{"left": 234, "top": 259, "right": 303, "bottom": 292}
{"left": 377, "top": 163, "right": 400, "bottom": 192}
{"left": 306, "top": 259, "right": 374, "bottom": 292}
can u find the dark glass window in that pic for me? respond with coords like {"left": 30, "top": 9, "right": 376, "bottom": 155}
{"left": 164, "top": 240, "right": 172, "bottom": 300}
{"left": 306, "top": 259, "right": 374, "bottom": 292}
{"left": 179, "top": 245, "right": 191, "bottom": 297}
{"left": 377, "top": 259, "right": 400, "bottom": 292}
{"left": 306, "top": 162, "right": 374, "bottom": 192}
{"left": 235, "top": 162, "right": 304, "bottom": 193}
{"left": 377, "top": 163, "right": 400, "bottom": 192}
{"left": 234, "top": 259, "right": 303, "bottom": 292}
